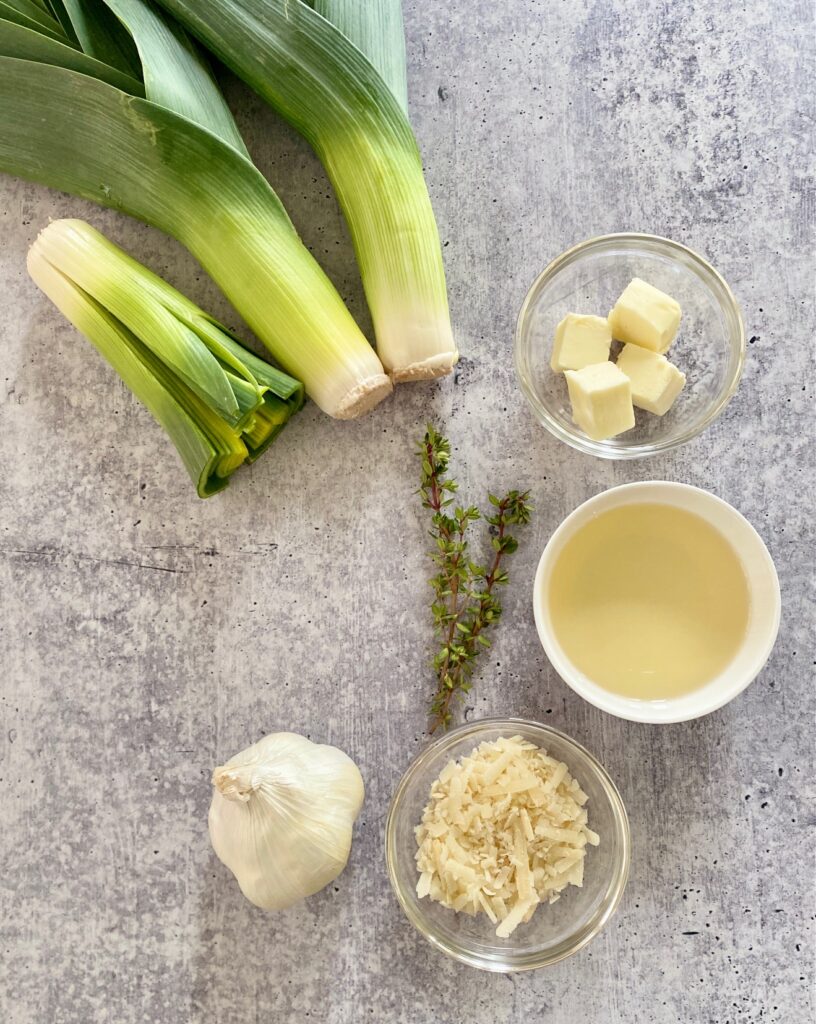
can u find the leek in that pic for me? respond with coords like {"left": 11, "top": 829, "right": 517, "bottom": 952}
{"left": 0, "top": 57, "right": 391, "bottom": 417}
{"left": 45, "top": 0, "right": 142, "bottom": 77}
{"left": 0, "top": 17, "right": 144, "bottom": 91}
{"left": 155, "top": 0, "right": 458, "bottom": 381}
{"left": 28, "top": 219, "right": 304, "bottom": 498}
{"left": 0, "top": 0, "right": 68, "bottom": 42}
{"left": 97, "top": 0, "right": 249, "bottom": 155}
{"left": 0, "top": 0, "right": 393, "bottom": 418}
{"left": 311, "top": 0, "right": 407, "bottom": 112}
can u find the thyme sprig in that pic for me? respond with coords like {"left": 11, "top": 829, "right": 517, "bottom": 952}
{"left": 418, "top": 425, "right": 532, "bottom": 732}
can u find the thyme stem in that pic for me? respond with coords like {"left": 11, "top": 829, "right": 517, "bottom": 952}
{"left": 417, "top": 425, "right": 532, "bottom": 733}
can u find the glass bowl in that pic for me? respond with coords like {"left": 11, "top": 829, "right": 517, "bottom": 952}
{"left": 514, "top": 233, "right": 745, "bottom": 458}
{"left": 384, "top": 718, "right": 630, "bottom": 972}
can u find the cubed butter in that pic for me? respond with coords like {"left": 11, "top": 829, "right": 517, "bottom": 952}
{"left": 607, "top": 277, "right": 681, "bottom": 353}
{"left": 616, "top": 343, "right": 686, "bottom": 415}
{"left": 550, "top": 314, "right": 612, "bottom": 371}
{"left": 564, "top": 362, "right": 635, "bottom": 441}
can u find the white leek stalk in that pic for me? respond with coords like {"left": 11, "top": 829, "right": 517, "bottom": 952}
{"left": 155, "top": 0, "right": 458, "bottom": 381}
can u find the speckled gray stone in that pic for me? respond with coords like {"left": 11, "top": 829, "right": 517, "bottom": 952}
{"left": 0, "top": 2, "right": 813, "bottom": 1022}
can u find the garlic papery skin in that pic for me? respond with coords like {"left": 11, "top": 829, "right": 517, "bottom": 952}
{"left": 208, "top": 732, "right": 365, "bottom": 911}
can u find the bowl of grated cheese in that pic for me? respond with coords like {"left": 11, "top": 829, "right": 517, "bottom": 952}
{"left": 385, "top": 718, "right": 630, "bottom": 971}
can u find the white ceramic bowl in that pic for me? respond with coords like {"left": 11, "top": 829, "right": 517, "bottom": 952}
{"left": 533, "top": 482, "right": 781, "bottom": 723}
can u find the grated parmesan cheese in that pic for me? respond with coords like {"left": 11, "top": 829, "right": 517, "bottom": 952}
{"left": 414, "top": 735, "right": 600, "bottom": 938}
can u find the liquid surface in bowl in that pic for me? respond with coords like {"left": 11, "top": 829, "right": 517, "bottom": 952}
{"left": 547, "top": 503, "right": 750, "bottom": 699}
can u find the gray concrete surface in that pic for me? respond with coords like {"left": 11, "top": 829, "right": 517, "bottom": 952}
{"left": 1, "top": 2, "right": 813, "bottom": 1022}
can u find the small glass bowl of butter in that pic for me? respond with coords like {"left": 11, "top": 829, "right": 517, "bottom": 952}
{"left": 514, "top": 233, "right": 745, "bottom": 458}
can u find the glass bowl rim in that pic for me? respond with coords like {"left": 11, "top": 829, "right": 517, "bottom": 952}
{"left": 513, "top": 232, "right": 746, "bottom": 460}
{"left": 384, "top": 716, "right": 631, "bottom": 972}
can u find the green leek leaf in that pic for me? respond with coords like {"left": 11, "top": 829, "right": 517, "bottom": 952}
{"left": 47, "top": 0, "right": 141, "bottom": 76}
{"left": 2, "top": 0, "right": 66, "bottom": 34}
{"left": 6, "top": 0, "right": 247, "bottom": 155}
{"left": 0, "top": 0, "right": 70, "bottom": 40}
{"left": 311, "top": 0, "right": 407, "bottom": 112}
{"left": 3, "top": 0, "right": 68, "bottom": 37}
{"left": 39, "top": 0, "right": 79, "bottom": 41}
{"left": 0, "top": 17, "right": 145, "bottom": 91}
{"left": 101, "top": 0, "right": 248, "bottom": 155}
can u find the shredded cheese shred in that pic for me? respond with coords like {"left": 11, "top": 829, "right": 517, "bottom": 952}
{"left": 414, "top": 735, "right": 600, "bottom": 938}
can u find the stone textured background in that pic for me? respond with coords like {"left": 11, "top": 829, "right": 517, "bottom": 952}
{"left": 0, "top": 1, "right": 813, "bottom": 1022}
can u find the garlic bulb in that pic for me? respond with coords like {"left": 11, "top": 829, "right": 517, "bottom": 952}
{"left": 209, "top": 732, "right": 365, "bottom": 911}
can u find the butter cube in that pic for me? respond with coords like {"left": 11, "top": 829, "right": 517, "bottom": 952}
{"left": 616, "top": 344, "right": 686, "bottom": 415}
{"left": 564, "top": 362, "right": 635, "bottom": 441}
{"left": 550, "top": 314, "right": 612, "bottom": 371}
{"left": 608, "top": 277, "right": 681, "bottom": 353}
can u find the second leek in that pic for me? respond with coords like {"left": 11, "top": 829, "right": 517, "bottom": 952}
{"left": 156, "top": 0, "right": 458, "bottom": 382}
{"left": 28, "top": 219, "right": 305, "bottom": 497}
